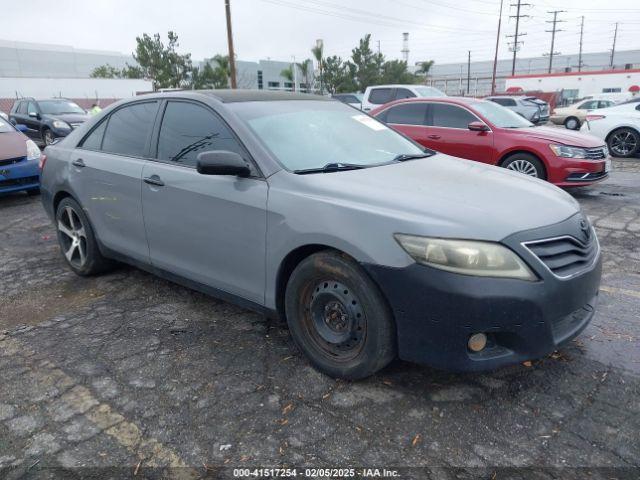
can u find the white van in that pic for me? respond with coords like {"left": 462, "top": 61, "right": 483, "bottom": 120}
{"left": 361, "top": 84, "right": 445, "bottom": 112}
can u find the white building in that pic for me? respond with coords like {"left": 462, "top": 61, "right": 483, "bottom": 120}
{"left": 504, "top": 69, "right": 640, "bottom": 102}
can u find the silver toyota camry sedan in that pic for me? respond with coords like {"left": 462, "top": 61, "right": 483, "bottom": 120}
{"left": 40, "top": 90, "right": 601, "bottom": 379}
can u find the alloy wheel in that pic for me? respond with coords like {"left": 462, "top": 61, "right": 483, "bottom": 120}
{"left": 506, "top": 159, "right": 539, "bottom": 177}
{"left": 57, "top": 206, "right": 87, "bottom": 268}
{"left": 610, "top": 130, "right": 638, "bottom": 156}
{"left": 44, "top": 130, "right": 55, "bottom": 146}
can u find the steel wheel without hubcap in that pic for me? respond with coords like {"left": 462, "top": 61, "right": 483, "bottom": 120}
{"left": 506, "top": 159, "right": 539, "bottom": 177}
{"left": 304, "top": 280, "right": 366, "bottom": 361}
{"left": 57, "top": 206, "right": 87, "bottom": 268}
{"left": 609, "top": 129, "right": 639, "bottom": 157}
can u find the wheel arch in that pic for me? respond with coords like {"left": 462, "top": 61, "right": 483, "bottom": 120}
{"left": 605, "top": 125, "right": 640, "bottom": 142}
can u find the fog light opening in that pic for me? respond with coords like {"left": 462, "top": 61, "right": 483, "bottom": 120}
{"left": 468, "top": 333, "right": 488, "bottom": 352}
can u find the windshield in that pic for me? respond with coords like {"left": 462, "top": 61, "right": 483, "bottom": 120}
{"left": 473, "top": 100, "right": 533, "bottom": 128}
{"left": 229, "top": 100, "right": 425, "bottom": 171}
{"left": 0, "top": 119, "right": 15, "bottom": 133}
{"left": 414, "top": 86, "right": 446, "bottom": 97}
{"left": 38, "top": 100, "right": 85, "bottom": 115}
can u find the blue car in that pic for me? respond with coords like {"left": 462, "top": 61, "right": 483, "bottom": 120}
{"left": 0, "top": 119, "right": 42, "bottom": 195}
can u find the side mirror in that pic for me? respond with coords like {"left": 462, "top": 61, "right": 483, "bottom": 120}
{"left": 28, "top": 111, "right": 38, "bottom": 118}
{"left": 196, "top": 150, "right": 251, "bottom": 177}
{"left": 15, "top": 124, "right": 28, "bottom": 132}
{"left": 468, "top": 121, "right": 490, "bottom": 132}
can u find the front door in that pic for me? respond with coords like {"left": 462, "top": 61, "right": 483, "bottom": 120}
{"left": 69, "top": 101, "right": 159, "bottom": 263}
{"left": 141, "top": 100, "right": 268, "bottom": 304}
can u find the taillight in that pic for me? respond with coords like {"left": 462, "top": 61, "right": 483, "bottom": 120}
{"left": 39, "top": 154, "right": 47, "bottom": 172}
{"left": 586, "top": 115, "right": 605, "bottom": 122}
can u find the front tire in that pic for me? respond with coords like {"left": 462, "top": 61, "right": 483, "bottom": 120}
{"left": 42, "top": 128, "right": 55, "bottom": 146}
{"left": 284, "top": 251, "right": 396, "bottom": 379}
{"left": 607, "top": 128, "right": 640, "bottom": 158}
{"left": 55, "top": 197, "right": 113, "bottom": 276}
{"left": 564, "top": 117, "right": 580, "bottom": 130}
{"left": 502, "top": 153, "right": 547, "bottom": 180}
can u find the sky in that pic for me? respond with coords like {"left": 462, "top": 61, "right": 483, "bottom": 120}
{"left": 4, "top": 0, "right": 640, "bottom": 66}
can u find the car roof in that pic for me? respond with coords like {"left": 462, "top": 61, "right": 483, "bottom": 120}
{"left": 376, "top": 96, "right": 482, "bottom": 108}
{"left": 196, "top": 89, "right": 328, "bottom": 103}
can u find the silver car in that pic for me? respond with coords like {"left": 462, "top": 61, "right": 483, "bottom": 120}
{"left": 40, "top": 90, "right": 601, "bottom": 379}
{"left": 486, "top": 96, "right": 550, "bottom": 124}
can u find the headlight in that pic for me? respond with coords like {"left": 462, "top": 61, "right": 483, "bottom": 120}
{"left": 394, "top": 234, "right": 537, "bottom": 281}
{"left": 26, "top": 139, "right": 41, "bottom": 161}
{"left": 52, "top": 120, "right": 71, "bottom": 129}
{"left": 549, "top": 144, "right": 587, "bottom": 159}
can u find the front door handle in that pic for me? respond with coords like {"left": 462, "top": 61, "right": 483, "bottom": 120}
{"left": 427, "top": 134, "right": 441, "bottom": 140}
{"left": 72, "top": 158, "right": 86, "bottom": 168}
{"left": 143, "top": 175, "right": 165, "bottom": 187}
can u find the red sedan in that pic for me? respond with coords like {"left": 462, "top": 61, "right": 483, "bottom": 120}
{"left": 371, "top": 97, "right": 610, "bottom": 187}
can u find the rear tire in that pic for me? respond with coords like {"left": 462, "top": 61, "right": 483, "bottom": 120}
{"left": 55, "top": 197, "right": 114, "bottom": 276}
{"left": 564, "top": 117, "right": 580, "bottom": 130}
{"left": 607, "top": 128, "right": 640, "bottom": 158}
{"left": 284, "top": 251, "right": 396, "bottom": 379}
{"left": 502, "top": 153, "right": 547, "bottom": 180}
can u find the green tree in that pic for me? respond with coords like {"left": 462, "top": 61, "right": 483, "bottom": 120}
{"left": 280, "top": 65, "right": 295, "bottom": 91}
{"left": 380, "top": 60, "right": 416, "bottom": 85}
{"left": 322, "top": 56, "right": 357, "bottom": 94}
{"left": 416, "top": 60, "right": 435, "bottom": 76}
{"left": 311, "top": 43, "right": 324, "bottom": 93}
{"left": 347, "top": 34, "right": 384, "bottom": 92}
{"left": 296, "top": 59, "right": 312, "bottom": 92}
{"left": 133, "top": 31, "right": 192, "bottom": 90}
{"left": 90, "top": 64, "right": 122, "bottom": 79}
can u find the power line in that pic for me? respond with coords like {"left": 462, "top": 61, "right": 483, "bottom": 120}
{"left": 543, "top": 10, "right": 565, "bottom": 73}
{"left": 507, "top": 0, "right": 531, "bottom": 76}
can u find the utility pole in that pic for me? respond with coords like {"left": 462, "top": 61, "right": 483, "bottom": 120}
{"left": 507, "top": 0, "right": 530, "bottom": 76}
{"left": 491, "top": 0, "right": 505, "bottom": 95}
{"left": 467, "top": 51, "right": 471, "bottom": 95}
{"left": 545, "top": 10, "right": 565, "bottom": 73}
{"left": 224, "top": 0, "right": 237, "bottom": 88}
{"left": 577, "top": 16, "right": 584, "bottom": 72}
{"left": 610, "top": 22, "right": 618, "bottom": 68}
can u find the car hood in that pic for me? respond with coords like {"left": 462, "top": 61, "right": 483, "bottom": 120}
{"left": 0, "top": 131, "right": 27, "bottom": 160}
{"left": 43, "top": 113, "right": 90, "bottom": 123}
{"left": 504, "top": 125, "right": 604, "bottom": 147}
{"left": 277, "top": 154, "right": 580, "bottom": 242}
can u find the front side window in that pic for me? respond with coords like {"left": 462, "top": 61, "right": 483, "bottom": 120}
{"left": 157, "top": 101, "right": 245, "bottom": 168}
{"left": 598, "top": 101, "right": 614, "bottom": 109}
{"left": 368, "top": 88, "right": 394, "bottom": 105}
{"left": 101, "top": 102, "right": 158, "bottom": 157}
{"left": 27, "top": 102, "right": 39, "bottom": 115}
{"left": 430, "top": 103, "right": 478, "bottom": 129}
{"left": 229, "top": 100, "right": 425, "bottom": 172}
{"left": 38, "top": 100, "right": 85, "bottom": 115}
{"left": 385, "top": 103, "right": 428, "bottom": 125}
{"left": 395, "top": 88, "right": 416, "bottom": 100}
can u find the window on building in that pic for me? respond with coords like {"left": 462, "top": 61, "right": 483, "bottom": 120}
{"left": 101, "top": 102, "right": 158, "bottom": 157}
{"left": 284, "top": 82, "right": 293, "bottom": 91}
{"left": 602, "top": 88, "right": 621, "bottom": 93}
{"left": 257, "top": 70, "right": 263, "bottom": 90}
{"left": 268, "top": 81, "right": 280, "bottom": 89}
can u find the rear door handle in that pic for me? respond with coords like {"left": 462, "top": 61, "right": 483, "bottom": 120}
{"left": 427, "top": 135, "right": 441, "bottom": 140}
{"left": 143, "top": 175, "right": 165, "bottom": 187}
{"left": 72, "top": 158, "right": 85, "bottom": 168}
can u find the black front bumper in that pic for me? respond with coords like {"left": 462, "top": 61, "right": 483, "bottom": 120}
{"left": 362, "top": 215, "right": 602, "bottom": 372}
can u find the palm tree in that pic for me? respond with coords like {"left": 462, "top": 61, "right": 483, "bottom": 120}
{"left": 311, "top": 43, "right": 324, "bottom": 93}
{"left": 296, "top": 59, "right": 312, "bottom": 92}
{"left": 212, "top": 54, "right": 231, "bottom": 87}
{"left": 416, "top": 60, "right": 435, "bottom": 79}
{"left": 280, "top": 65, "right": 294, "bottom": 91}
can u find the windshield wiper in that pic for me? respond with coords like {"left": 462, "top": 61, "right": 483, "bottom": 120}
{"left": 392, "top": 151, "right": 436, "bottom": 162}
{"left": 293, "top": 163, "right": 368, "bottom": 175}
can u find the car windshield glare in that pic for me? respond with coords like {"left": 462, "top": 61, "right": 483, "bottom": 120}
{"left": 0, "top": 119, "right": 14, "bottom": 133}
{"left": 229, "top": 100, "right": 425, "bottom": 171}
{"left": 473, "top": 100, "right": 534, "bottom": 128}
{"left": 38, "top": 100, "right": 85, "bottom": 115}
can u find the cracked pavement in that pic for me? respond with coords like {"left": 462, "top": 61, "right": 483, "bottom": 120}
{"left": 0, "top": 159, "right": 639, "bottom": 479}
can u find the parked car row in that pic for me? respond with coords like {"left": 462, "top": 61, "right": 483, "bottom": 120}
{"left": 40, "top": 90, "right": 602, "bottom": 379}
{"left": 550, "top": 98, "right": 616, "bottom": 130}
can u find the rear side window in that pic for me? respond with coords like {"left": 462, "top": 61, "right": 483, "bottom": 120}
{"left": 385, "top": 103, "right": 427, "bottom": 125}
{"left": 395, "top": 88, "right": 416, "bottom": 100}
{"left": 598, "top": 101, "right": 614, "bottom": 108}
{"left": 490, "top": 98, "right": 516, "bottom": 107}
{"left": 579, "top": 100, "right": 598, "bottom": 110}
{"left": 80, "top": 119, "right": 108, "bottom": 150}
{"left": 368, "top": 88, "right": 394, "bottom": 105}
{"left": 101, "top": 102, "right": 158, "bottom": 157}
{"left": 156, "top": 101, "right": 245, "bottom": 168}
{"left": 430, "top": 104, "right": 477, "bottom": 129}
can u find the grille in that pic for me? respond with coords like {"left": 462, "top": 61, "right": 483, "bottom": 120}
{"left": 585, "top": 146, "right": 607, "bottom": 160}
{"left": 524, "top": 234, "right": 599, "bottom": 278}
{"left": 0, "top": 156, "right": 25, "bottom": 167}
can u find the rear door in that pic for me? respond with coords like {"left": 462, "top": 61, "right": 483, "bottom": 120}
{"left": 141, "top": 100, "right": 268, "bottom": 304}
{"left": 425, "top": 103, "right": 494, "bottom": 163}
{"left": 70, "top": 101, "right": 158, "bottom": 263}
{"left": 379, "top": 102, "right": 431, "bottom": 147}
